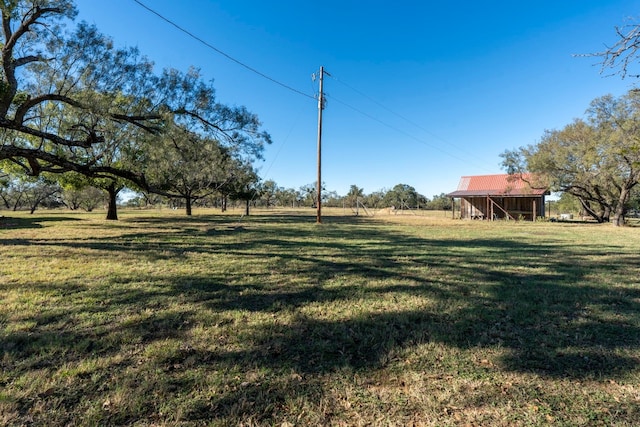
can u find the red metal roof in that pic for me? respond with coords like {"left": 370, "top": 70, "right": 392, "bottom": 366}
{"left": 447, "top": 174, "right": 549, "bottom": 197}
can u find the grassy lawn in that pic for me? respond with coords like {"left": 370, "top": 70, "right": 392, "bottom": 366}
{"left": 1, "top": 208, "right": 639, "bottom": 426}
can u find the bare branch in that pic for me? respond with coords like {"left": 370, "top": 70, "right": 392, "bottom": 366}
{"left": 582, "top": 21, "right": 640, "bottom": 79}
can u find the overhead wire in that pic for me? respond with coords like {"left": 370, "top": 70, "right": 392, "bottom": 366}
{"left": 258, "top": 109, "right": 304, "bottom": 180}
{"left": 324, "top": 91, "right": 494, "bottom": 173}
{"left": 131, "top": 0, "right": 493, "bottom": 180}
{"left": 131, "top": 0, "right": 316, "bottom": 101}
{"left": 330, "top": 75, "right": 473, "bottom": 157}
{"left": 131, "top": 0, "right": 316, "bottom": 217}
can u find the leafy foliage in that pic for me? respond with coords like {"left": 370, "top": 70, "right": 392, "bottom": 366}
{"left": 502, "top": 91, "right": 640, "bottom": 225}
{"left": 0, "top": 1, "right": 270, "bottom": 213}
{"left": 383, "top": 183, "right": 419, "bottom": 209}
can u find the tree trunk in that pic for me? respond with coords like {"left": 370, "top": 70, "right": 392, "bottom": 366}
{"left": 612, "top": 212, "right": 625, "bottom": 226}
{"left": 106, "top": 183, "right": 120, "bottom": 220}
{"left": 0, "top": 194, "right": 10, "bottom": 209}
{"left": 221, "top": 195, "right": 227, "bottom": 212}
{"left": 579, "top": 198, "right": 605, "bottom": 223}
{"left": 612, "top": 187, "right": 631, "bottom": 227}
{"left": 185, "top": 195, "right": 192, "bottom": 216}
{"left": 12, "top": 193, "right": 22, "bottom": 211}
{"left": 245, "top": 199, "right": 250, "bottom": 216}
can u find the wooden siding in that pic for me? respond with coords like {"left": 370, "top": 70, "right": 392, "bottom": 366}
{"left": 459, "top": 196, "right": 545, "bottom": 221}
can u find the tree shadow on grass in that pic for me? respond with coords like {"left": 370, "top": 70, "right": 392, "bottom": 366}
{"left": 0, "top": 215, "right": 82, "bottom": 230}
{"left": 4, "top": 214, "right": 640, "bottom": 424}
{"left": 203, "top": 286, "right": 640, "bottom": 378}
{"left": 40, "top": 216, "right": 640, "bottom": 376}
{"left": 186, "top": 281, "right": 640, "bottom": 422}
{"left": 7, "top": 214, "right": 640, "bottom": 380}
{"left": 151, "top": 220, "right": 640, "bottom": 381}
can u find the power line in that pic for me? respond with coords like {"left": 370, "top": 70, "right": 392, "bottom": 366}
{"left": 260, "top": 110, "right": 304, "bottom": 180}
{"left": 131, "top": 0, "right": 316, "bottom": 101}
{"left": 330, "top": 75, "right": 476, "bottom": 159}
{"left": 131, "top": 0, "right": 492, "bottom": 173}
{"left": 325, "top": 93, "right": 494, "bottom": 173}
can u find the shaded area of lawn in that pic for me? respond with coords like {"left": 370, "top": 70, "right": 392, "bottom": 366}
{"left": 2, "top": 213, "right": 639, "bottom": 425}
{"left": 0, "top": 215, "right": 81, "bottom": 230}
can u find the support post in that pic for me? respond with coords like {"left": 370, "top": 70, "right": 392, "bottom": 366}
{"left": 486, "top": 196, "right": 490, "bottom": 221}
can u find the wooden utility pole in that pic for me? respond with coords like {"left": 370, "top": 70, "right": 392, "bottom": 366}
{"left": 316, "top": 66, "right": 328, "bottom": 224}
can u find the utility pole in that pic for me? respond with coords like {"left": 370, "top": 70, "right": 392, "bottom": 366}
{"left": 316, "top": 66, "right": 328, "bottom": 224}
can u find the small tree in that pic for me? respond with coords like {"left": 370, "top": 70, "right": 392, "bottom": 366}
{"left": 383, "top": 184, "right": 418, "bottom": 209}
{"left": 299, "top": 183, "right": 317, "bottom": 207}
{"left": 226, "top": 165, "right": 260, "bottom": 216}
{"left": 364, "top": 190, "right": 386, "bottom": 209}
{"left": 426, "top": 193, "right": 452, "bottom": 210}
{"left": 260, "top": 180, "right": 278, "bottom": 208}
{"left": 275, "top": 187, "right": 298, "bottom": 208}
{"left": 143, "top": 127, "right": 234, "bottom": 216}
{"left": 22, "top": 177, "right": 62, "bottom": 213}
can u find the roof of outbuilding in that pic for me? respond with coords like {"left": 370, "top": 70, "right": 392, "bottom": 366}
{"left": 447, "top": 174, "right": 549, "bottom": 197}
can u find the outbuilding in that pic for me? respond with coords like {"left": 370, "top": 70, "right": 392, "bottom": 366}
{"left": 447, "top": 174, "right": 549, "bottom": 221}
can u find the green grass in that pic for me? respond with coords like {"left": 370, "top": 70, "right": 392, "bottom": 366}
{"left": 1, "top": 208, "right": 640, "bottom": 426}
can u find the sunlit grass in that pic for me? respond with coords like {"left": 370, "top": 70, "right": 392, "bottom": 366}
{"left": 1, "top": 208, "right": 639, "bottom": 426}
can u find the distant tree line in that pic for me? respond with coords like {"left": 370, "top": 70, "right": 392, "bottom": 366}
{"left": 0, "top": 171, "right": 461, "bottom": 214}
{"left": 179, "top": 181, "right": 456, "bottom": 212}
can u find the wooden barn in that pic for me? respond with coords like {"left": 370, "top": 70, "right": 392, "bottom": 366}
{"left": 447, "top": 174, "right": 549, "bottom": 221}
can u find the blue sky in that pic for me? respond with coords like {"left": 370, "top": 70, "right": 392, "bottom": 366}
{"left": 74, "top": 0, "right": 639, "bottom": 198}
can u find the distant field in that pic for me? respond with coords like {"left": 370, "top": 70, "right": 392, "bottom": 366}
{"left": 1, "top": 208, "right": 639, "bottom": 426}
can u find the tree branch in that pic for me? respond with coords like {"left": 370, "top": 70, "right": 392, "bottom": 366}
{"left": 4, "top": 6, "right": 63, "bottom": 53}
{"left": 13, "top": 54, "right": 43, "bottom": 68}
{"left": 173, "top": 107, "right": 228, "bottom": 136}
{"left": 13, "top": 93, "right": 85, "bottom": 125}
{"left": 0, "top": 117, "right": 97, "bottom": 148}
{"left": 0, "top": 143, "right": 152, "bottom": 188}
{"left": 110, "top": 113, "right": 163, "bottom": 134}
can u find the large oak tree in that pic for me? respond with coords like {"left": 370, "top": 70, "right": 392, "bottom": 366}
{"left": 0, "top": 1, "right": 161, "bottom": 182}
{"left": 502, "top": 91, "right": 640, "bottom": 226}
{"left": 0, "top": 1, "right": 270, "bottom": 219}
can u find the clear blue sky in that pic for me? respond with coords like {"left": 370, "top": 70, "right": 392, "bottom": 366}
{"left": 74, "top": 0, "right": 639, "bottom": 198}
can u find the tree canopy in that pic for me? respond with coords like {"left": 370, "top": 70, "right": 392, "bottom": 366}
{"left": 502, "top": 91, "right": 640, "bottom": 226}
{"left": 383, "top": 184, "right": 419, "bottom": 210}
{"left": 0, "top": 0, "right": 270, "bottom": 218}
